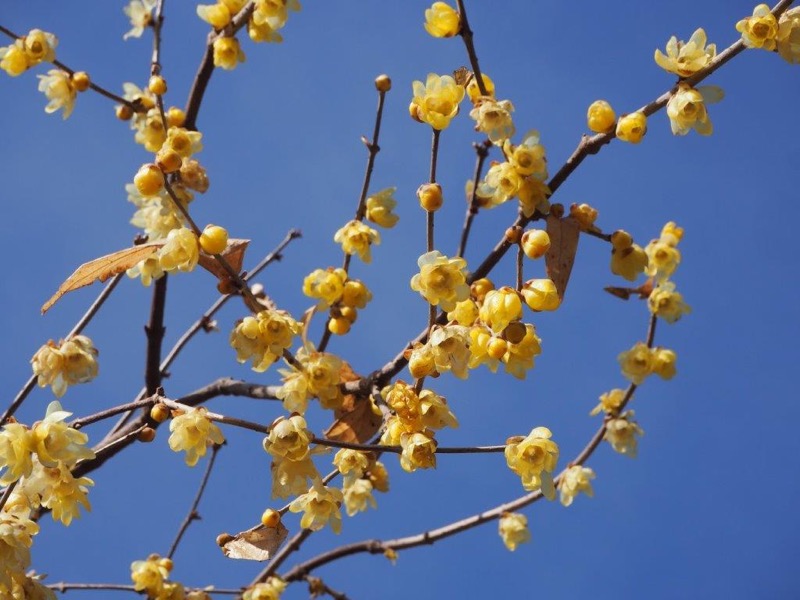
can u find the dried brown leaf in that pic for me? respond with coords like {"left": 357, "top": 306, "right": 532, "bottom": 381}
{"left": 545, "top": 214, "right": 581, "bottom": 300}
{"left": 42, "top": 243, "right": 163, "bottom": 314}
{"left": 198, "top": 238, "right": 249, "bottom": 281}
{"left": 325, "top": 395, "right": 382, "bottom": 445}
{"left": 220, "top": 521, "right": 289, "bottom": 561}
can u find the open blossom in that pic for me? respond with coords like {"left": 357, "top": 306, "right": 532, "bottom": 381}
{"left": 123, "top": 0, "right": 157, "bottom": 39}
{"left": 501, "top": 323, "right": 542, "bottom": 380}
{"left": 131, "top": 554, "right": 171, "bottom": 598}
{"left": 480, "top": 288, "right": 523, "bottom": 334}
{"left": 31, "top": 401, "right": 94, "bottom": 468}
{"left": 0, "top": 423, "right": 33, "bottom": 485}
{"left": 343, "top": 479, "right": 377, "bottom": 516}
{"left": 213, "top": 36, "right": 246, "bottom": 70}
{"left": 645, "top": 227, "right": 682, "bottom": 282}
{"left": 422, "top": 324, "right": 471, "bottom": 379}
{"left": 424, "top": 2, "right": 460, "bottom": 38}
{"left": 276, "top": 368, "right": 311, "bottom": 414}
{"left": 559, "top": 465, "right": 596, "bottom": 507}
{"left": 0, "top": 510, "right": 39, "bottom": 589}
{"left": 303, "top": 267, "right": 346, "bottom": 307}
{"left": 24, "top": 459, "right": 94, "bottom": 525}
{"left": 399, "top": 431, "right": 437, "bottom": 473}
{"left": 736, "top": 4, "right": 779, "bottom": 50}
{"left": 667, "top": 83, "right": 723, "bottom": 136}
{"left": 504, "top": 427, "right": 559, "bottom": 499}
{"left": 618, "top": 342, "right": 654, "bottom": 385}
{"left": 31, "top": 335, "right": 99, "bottom": 398}
{"left": 479, "top": 161, "right": 523, "bottom": 205}
{"left": 605, "top": 411, "right": 644, "bottom": 457}
{"left": 611, "top": 243, "right": 648, "bottom": 281}
{"left": 289, "top": 482, "right": 344, "bottom": 533}
{"left": 652, "top": 347, "right": 677, "bottom": 380}
{"left": 419, "top": 390, "right": 459, "bottom": 430}
{"left": 410, "top": 73, "right": 465, "bottom": 130}
{"left": 333, "top": 220, "right": 380, "bottom": 263}
{"left": 410, "top": 251, "right": 469, "bottom": 312}
{"left": 243, "top": 577, "right": 288, "bottom": 600}
{"left": 654, "top": 28, "right": 716, "bottom": 77}
{"left": 504, "top": 131, "right": 548, "bottom": 180}
{"left": 498, "top": 512, "right": 531, "bottom": 551}
{"left": 590, "top": 388, "right": 627, "bottom": 417}
{"left": 168, "top": 407, "right": 225, "bottom": 466}
{"left": 333, "top": 449, "right": 370, "bottom": 485}
{"left": 263, "top": 414, "right": 313, "bottom": 462}
{"left": 777, "top": 8, "right": 800, "bottom": 63}
{"left": 252, "top": 0, "right": 301, "bottom": 34}
{"left": 271, "top": 456, "right": 319, "bottom": 499}
{"left": 299, "top": 347, "right": 344, "bottom": 409}
{"left": 229, "top": 309, "right": 300, "bottom": 373}
{"left": 470, "top": 98, "right": 515, "bottom": 143}
{"left": 23, "top": 29, "right": 58, "bottom": 65}
{"left": 158, "top": 227, "right": 199, "bottom": 273}
{"left": 648, "top": 282, "right": 691, "bottom": 323}
{"left": 37, "top": 70, "right": 76, "bottom": 119}
{"left": 365, "top": 187, "right": 399, "bottom": 228}
{"left": 127, "top": 256, "right": 164, "bottom": 287}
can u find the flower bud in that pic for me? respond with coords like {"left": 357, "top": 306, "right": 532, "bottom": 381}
{"left": 611, "top": 230, "right": 633, "bottom": 250}
{"left": 116, "top": 104, "right": 134, "bottom": 121}
{"left": 587, "top": 100, "right": 616, "bottom": 133}
{"left": 150, "top": 403, "right": 170, "bottom": 423}
{"left": 134, "top": 163, "right": 165, "bottom": 197}
{"left": 375, "top": 74, "right": 392, "bottom": 92}
{"left": 199, "top": 224, "right": 229, "bottom": 255}
{"left": 520, "top": 229, "right": 550, "bottom": 259}
{"left": 71, "top": 71, "right": 91, "bottom": 92}
{"left": 521, "top": 278, "right": 561, "bottom": 312}
{"left": 156, "top": 148, "right": 183, "bottom": 174}
{"left": 417, "top": 183, "right": 443, "bottom": 212}
{"left": 261, "top": 508, "right": 281, "bottom": 528}
{"left": 166, "top": 106, "right": 186, "bottom": 127}
{"left": 616, "top": 112, "right": 647, "bottom": 144}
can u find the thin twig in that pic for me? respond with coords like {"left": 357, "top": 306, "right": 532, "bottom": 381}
{"left": 455, "top": 0, "right": 487, "bottom": 96}
{"left": 516, "top": 245, "right": 524, "bottom": 291}
{"left": 304, "top": 575, "right": 349, "bottom": 600}
{"left": 167, "top": 444, "right": 221, "bottom": 559}
{"left": 456, "top": 140, "right": 491, "bottom": 258}
{"left": 144, "top": 275, "right": 168, "bottom": 396}
{"left": 48, "top": 582, "right": 243, "bottom": 595}
{"left": 0, "top": 480, "right": 19, "bottom": 512}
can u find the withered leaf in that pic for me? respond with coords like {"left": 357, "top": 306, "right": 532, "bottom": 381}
{"left": 325, "top": 395, "right": 382, "bottom": 445}
{"left": 42, "top": 243, "right": 163, "bottom": 314}
{"left": 545, "top": 214, "right": 581, "bottom": 300}
{"left": 220, "top": 521, "right": 289, "bottom": 561}
{"left": 198, "top": 238, "right": 250, "bottom": 281}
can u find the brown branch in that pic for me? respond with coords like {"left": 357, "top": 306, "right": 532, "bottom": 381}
{"left": 48, "top": 582, "right": 242, "bottom": 595}
{"left": 70, "top": 397, "right": 158, "bottom": 430}
{"left": 456, "top": 140, "right": 491, "bottom": 258}
{"left": 167, "top": 443, "right": 221, "bottom": 559}
{"left": 0, "top": 480, "right": 18, "bottom": 512}
{"left": 455, "top": 0, "right": 487, "bottom": 96}
{"left": 2, "top": 273, "right": 123, "bottom": 426}
{"left": 303, "top": 575, "right": 349, "bottom": 600}
{"left": 144, "top": 275, "right": 168, "bottom": 396}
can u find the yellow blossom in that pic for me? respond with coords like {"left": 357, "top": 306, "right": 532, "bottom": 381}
{"left": 498, "top": 512, "right": 531, "bottom": 551}
{"left": 410, "top": 251, "right": 470, "bottom": 312}
{"left": 124, "top": 0, "right": 157, "bottom": 39}
{"left": 333, "top": 449, "right": 370, "bottom": 485}
{"left": 276, "top": 368, "right": 310, "bottom": 413}
{"left": 341, "top": 279, "right": 372, "bottom": 309}
{"left": 289, "top": 482, "right": 344, "bottom": 533}
{"left": 28, "top": 460, "right": 94, "bottom": 525}
{"left": 399, "top": 431, "right": 437, "bottom": 472}
{"left": 419, "top": 390, "right": 459, "bottom": 430}
{"left": 242, "top": 577, "right": 287, "bottom": 600}
{"left": 37, "top": 70, "right": 76, "bottom": 119}
{"left": 408, "top": 343, "right": 437, "bottom": 379}
{"left": 777, "top": 8, "right": 800, "bottom": 63}
{"left": 667, "top": 83, "right": 723, "bottom": 136}
{"left": 480, "top": 161, "right": 523, "bottom": 205}
{"left": 645, "top": 239, "right": 681, "bottom": 282}
{"left": 365, "top": 187, "right": 399, "bottom": 228}
{"left": 303, "top": 267, "right": 347, "bottom": 307}
{"left": 504, "top": 426, "right": 559, "bottom": 499}
{"left": 652, "top": 347, "right": 677, "bottom": 380}
{"left": 559, "top": 465, "right": 595, "bottom": 507}
{"left": 447, "top": 298, "right": 479, "bottom": 326}
{"left": 654, "top": 28, "right": 716, "bottom": 77}
{"left": 0, "top": 510, "right": 38, "bottom": 589}
{"left": 736, "top": 4, "right": 779, "bottom": 50}
{"left": 521, "top": 278, "right": 560, "bottom": 312}
{"left": 618, "top": 342, "right": 654, "bottom": 385}
{"left": 127, "top": 256, "right": 165, "bottom": 286}
{"left": 334, "top": 220, "right": 381, "bottom": 263}
{"left": 521, "top": 229, "right": 550, "bottom": 260}
{"left": 31, "top": 401, "right": 94, "bottom": 468}
{"left": 424, "top": 2, "right": 460, "bottom": 38}
{"left": 343, "top": 479, "right": 377, "bottom": 517}
{"left": 0, "top": 40, "right": 29, "bottom": 76}
{"left": 179, "top": 158, "right": 210, "bottom": 192}
{"left": 22, "top": 29, "right": 58, "bottom": 66}
{"left": 466, "top": 72, "right": 495, "bottom": 103}
{"left": 480, "top": 288, "right": 523, "bottom": 333}
{"left": 263, "top": 414, "right": 313, "bottom": 462}
{"left": 168, "top": 407, "right": 225, "bottom": 466}
{"left": 590, "top": 388, "right": 627, "bottom": 417}
{"left": 470, "top": 98, "right": 515, "bottom": 143}
{"left": 648, "top": 282, "right": 691, "bottom": 323}
{"left": 230, "top": 309, "right": 300, "bottom": 373}
{"left": 410, "top": 73, "right": 465, "bottom": 130}
{"left": 616, "top": 112, "right": 647, "bottom": 144}
{"left": 611, "top": 243, "right": 648, "bottom": 282}
{"left": 382, "top": 381, "right": 423, "bottom": 427}
{"left": 131, "top": 555, "right": 171, "bottom": 598}
{"left": 367, "top": 460, "right": 390, "bottom": 493}
{"left": 517, "top": 176, "right": 551, "bottom": 218}
{"left": 252, "top": 0, "right": 301, "bottom": 34}
{"left": 0, "top": 423, "right": 33, "bottom": 485}
{"left": 586, "top": 100, "right": 616, "bottom": 133}
{"left": 213, "top": 36, "right": 246, "bottom": 70}
{"left": 505, "top": 131, "right": 548, "bottom": 179}
{"left": 164, "top": 127, "right": 203, "bottom": 158}
{"left": 605, "top": 411, "right": 644, "bottom": 457}
{"left": 134, "top": 108, "right": 168, "bottom": 152}
{"left": 158, "top": 227, "right": 199, "bottom": 273}
{"left": 427, "top": 324, "right": 471, "bottom": 379}
{"left": 31, "top": 335, "right": 99, "bottom": 398}
{"left": 271, "top": 456, "right": 319, "bottom": 499}
{"left": 197, "top": 3, "right": 232, "bottom": 29}
{"left": 502, "top": 323, "right": 542, "bottom": 380}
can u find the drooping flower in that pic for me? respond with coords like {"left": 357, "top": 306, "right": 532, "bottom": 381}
{"left": 590, "top": 388, "right": 627, "bottom": 417}
{"left": 605, "top": 411, "right": 644, "bottom": 457}
{"left": 37, "top": 70, "right": 76, "bottom": 119}
{"left": 424, "top": 2, "right": 460, "bottom": 38}
{"left": 289, "top": 482, "right": 344, "bottom": 533}
{"left": 123, "top": 0, "right": 157, "bottom": 40}
{"left": 610, "top": 243, "right": 648, "bottom": 281}
{"left": 654, "top": 28, "right": 716, "bottom": 77}
{"left": 365, "top": 187, "right": 399, "bottom": 228}
{"left": 498, "top": 512, "right": 531, "bottom": 551}
{"left": 229, "top": 309, "right": 300, "bottom": 373}
{"left": 470, "top": 98, "right": 515, "bottom": 143}
{"left": 213, "top": 36, "right": 246, "bottom": 70}
{"left": 666, "top": 83, "right": 724, "bottom": 136}
{"left": 648, "top": 282, "right": 691, "bottom": 323}
{"left": 130, "top": 554, "right": 172, "bottom": 598}
{"left": 480, "top": 288, "right": 523, "bottom": 334}
{"left": 31, "top": 401, "right": 94, "bottom": 468}
{"left": 426, "top": 324, "right": 471, "bottom": 379}
{"left": 559, "top": 465, "right": 595, "bottom": 507}
{"left": 26, "top": 459, "right": 94, "bottom": 525}
{"left": 303, "top": 267, "right": 347, "bottom": 308}
{"left": 419, "top": 390, "right": 459, "bottom": 430}
{"left": 31, "top": 335, "right": 99, "bottom": 398}
{"left": 158, "top": 227, "right": 199, "bottom": 273}
{"left": 22, "top": 29, "right": 58, "bottom": 66}
{"left": 617, "top": 342, "right": 654, "bottom": 385}
{"left": 263, "top": 414, "right": 313, "bottom": 462}
{"left": 399, "top": 431, "right": 437, "bottom": 473}
{"left": 504, "top": 427, "right": 559, "bottom": 499}
{"left": 410, "top": 73, "right": 465, "bottom": 130}
{"left": 333, "top": 220, "right": 381, "bottom": 263}
{"left": 242, "top": 577, "right": 288, "bottom": 600}
{"left": 168, "top": 407, "right": 225, "bottom": 466}
{"left": 0, "top": 423, "right": 33, "bottom": 485}
{"left": 342, "top": 479, "right": 377, "bottom": 517}
{"left": 777, "top": 8, "right": 800, "bottom": 63}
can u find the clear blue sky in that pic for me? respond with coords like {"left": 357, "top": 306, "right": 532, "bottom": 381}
{"left": 1, "top": 1, "right": 799, "bottom": 598}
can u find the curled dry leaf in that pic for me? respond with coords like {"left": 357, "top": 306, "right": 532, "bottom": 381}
{"left": 219, "top": 520, "right": 289, "bottom": 561}
{"left": 41, "top": 242, "right": 163, "bottom": 314}
{"left": 325, "top": 362, "right": 382, "bottom": 444}
{"left": 198, "top": 238, "right": 250, "bottom": 281}
{"left": 545, "top": 214, "right": 581, "bottom": 300}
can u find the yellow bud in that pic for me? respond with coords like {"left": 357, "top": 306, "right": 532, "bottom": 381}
{"left": 470, "top": 278, "right": 494, "bottom": 302}
{"left": 199, "top": 225, "right": 229, "bottom": 255}
{"left": 521, "top": 229, "right": 551, "bottom": 259}
{"left": 158, "top": 557, "right": 174, "bottom": 573}
{"left": 570, "top": 203, "right": 599, "bottom": 231}
{"left": 611, "top": 230, "right": 633, "bottom": 250}
{"left": 409, "top": 101, "right": 424, "bottom": 123}
{"left": 166, "top": 106, "right": 186, "bottom": 128}
{"left": 116, "top": 104, "right": 133, "bottom": 121}
{"left": 71, "top": 71, "right": 91, "bottom": 92}
{"left": 587, "top": 100, "right": 616, "bottom": 133}
{"left": 487, "top": 337, "right": 508, "bottom": 360}
{"left": 505, "top": 226, "right": 522, "bottom": 244}
{"left": 134, "top": 163, "right": 165, "bottom": 197}
{"left": 148, "top": 74, "right": 167, "bottom": 96}
{"left": 328, "top": 317, "right": 351, "bottom": 336}
{"left": 417, "top": 183, "right": 443, "bottom": 212}
{"left": 261, "top": 508, "right": 281, "bottom": 528}
{"left": 522, "top": 278, "right": 561, "bottom": 312}
{"left": 339, "top": 306, "right": 358, "bottom": 323}
{"left": 616, "top": 112, "right": 647, "bottom": 144}
{"left": 375, "top": 74, "right": 392, "bottom": 92}
{"left": 150, "top": 403, "right": 170, "bottom": 423}
{"left": 138, "top": 427, "right": 156, "bottom": 443}
{"left": 156, "top": 148, "right": 183, "bottom": 174}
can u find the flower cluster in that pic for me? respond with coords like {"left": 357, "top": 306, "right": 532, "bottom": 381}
{"left": 0, "top": 29, "right": 57, "bottom": 77}
{"left": 168, "top": 407, "right": 225, "bottom": 466}
{"left": 230, "top": 309, "right": 301, "bottom": 372}
{"left": 275, "top": 345, "right": 344, "bottom": 413}
{"left": 31, "top": 335, "right": 99, "bottom": 398}
{"left": 504, "top": 426, "right": 559, "bottom": 499}
{"left": 130, "top": 554, "right": 181, "bottom": 600}
{"left": 618, "top": 342, "right": 677, "bottom": 384}
{"left": 264, "top": 414, "right": 322, "bottom": 499}
{"left": 333, "top": 449, "right": 382, "bottom": 516}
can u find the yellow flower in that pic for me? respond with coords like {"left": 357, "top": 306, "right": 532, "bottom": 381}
{"left": 521, "top": 278, "right": 560, "bottom": 312}
{"left": 123, "top": 0, "right": 157, "bottom": 40}
{"left": 427, "top": 324, "right": 471, "bottom": 379}
{"left": 480, "top": 288, "right": 523, "bottom": 333}
{"left": 29, "top": 460, "right": 94, "bottom": 525}
{"left": 127, "top": 256, "right": 165, "bottom": 287}
{"left": 343, "top": 479, "right": 377, "bottom": 517}
{"left": 410, "top": 251, "right": 470, "bottom": 312}
{"left": 0, "top": 40, "right": 29, "bottom": 76}
{"left": 179, "top": 158, "right": 210, "bottom": 192}
{"left": 37, "top": 70, "right": 76, "bottom": 119}
{"left": 243, "top": 578, "right": 287, "bottom": 600}
{"left": 502, "top": 323, "right": 542, "bottom": 380}
{"left": 410, "top": 73, "right": 465, "bottom": 130}
{"left": 652, "top": 347, "right": 677, "bottom": 380}
{"left": 419, "top": 390, "right": 459, "bottom": 430}
{"left": 131, "top": 199, "right": 184, "bottom": 241}
{"left": 289, "top": 482, "right": 344, "bottom": 533}
{"left": 382, "top": 381, "right": 422, "bottom": 427}
{"left": 605, "top": 411, "right": 644, "bottom": 457}
{"left": 134, "top": 107, "right": 168, "bottom": 152}
{"left": 213, "top": 36, "right": 246, "bottom": 70}
{"left": 229, "top": 309, "right": 300, "bottom": 373}
{"left": 616, "top": 112, "right": 647, "bottom": 144}
{"left": 0, "top": 423, "right": 33, "bottom": 485}
{"left": 31, "top": 401, "right": 94, "bottom": 468}
{"left": 424, "top": 2, "right": 460, "bottom": 38}
{"left": 197, "top": 2, "right": 232, "bottom": 29}
{"left": 31, "top": 335, "right": 99, "bottom": 398}
{"left": 504, "top": 427, "right": 559, "bottom": 499}
{"left": 466, "top": 73, "right": 495, "bottom": 103}
{"left": 517, "top": 176, "right": 551, "bottom": 218}
{"left": 447, "top": 298, "right": 479, "bottom": 326}
{"left": 341, "top": 279, "right": 372, "bottom": 308}
{"left": 480, "top": 161, "right": 523, "bottom": 205}
{"left": 610, "top": 243, "right": 648, "bottom": 282}
{"left": 559, "top": 465, "right": 595, "bottom": 507}
{"left": 158, "top": 227, "right": 199, "bottom": 273}
{"left": 263, "top": 413, "right": 316, "bottom": 463}
{"left": 367, "top": 460, "right": 390, "bottom": 493}
{"left": 618, "top": 342, "right": 654, "bottom": 385}
{"left": 333, "top": 449, "right": 370, "bottom": 485}
{"left": 365, "top": 187, "right": 399, "bottom": 228}
{"left": 303, "top": 267, "right": 347, "bottom": 307}
{"left": 498, "top": 512, "right": 531, "bottom": 551}
{"left": 736, "top": 4, "right": 779, "bottom": 50}
{"left": 505, "top": 130, "right": 548, "bottom": 179}
{"left": 470, "top": 98, "right": 515, "bottom": 143}
{"left": 586, "top": 100, "right": 616, "bottom": 133}
{"left": 654, "top": 28, "right": 716, "bottom": 77}
{"left": 333, "top": 220, "right": 381, "bottom": 263}
{"left": 667, "top": 83, "right": 723, "bottom": 136}
{"left": 164, "top": 127, "right": 203, "bottom": 158}
{"left": 399, "top": 431, "right": 437, "bottom": 473}
{"left": 645, "top": 240, "right": 681, "bottom": 282}
{"left": 648, "top": 282, "right": 691, "bottom": 323}
{"left": 271, "top": 456, "right": 319, "bottom": 499}
{"left": 300, "top": 347, "right": 344, "bottom": 409}
{"left": 252, "top": 0, "right": 301, "bottom": 33}
{"left": 168, "top": 407, "right": 225, "bottom": 466}
{"left": 590, "top": 388, "right": 627, "bottom": 417}
{"left": 22, "top": 29, "right": 58, "bottom": 66}
{"left": 276, "top": 368, "right": 310, "bottom": 414}
{"left": 131, "top": 554, "right": 171, "bottom": 598}
{"left": 408, "top": 343, "right": 437, "bottom": 379}
{"left": 521, "top": 229, "right": 550, "bottom": 260}
{"left": 777, "top": 8, "right": 800, "bottom": 64}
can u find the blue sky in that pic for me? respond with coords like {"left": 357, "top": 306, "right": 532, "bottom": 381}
{"left": 1, "top": 1, "right": 799, "bottom": 598}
